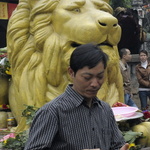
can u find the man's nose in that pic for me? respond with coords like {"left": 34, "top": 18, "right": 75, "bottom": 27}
{"left": 90, "top": 78, "right": 100, "bottom": 87}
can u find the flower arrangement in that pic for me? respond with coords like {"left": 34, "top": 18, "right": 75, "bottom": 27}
{"left": 0, "top": 47, "right": 11, "bottom": 77}
{"left": 0, "top": 105, "right": 39, "bottom": 150}
{"left": 0, "top": 131, "right": 28, "bottom": 150}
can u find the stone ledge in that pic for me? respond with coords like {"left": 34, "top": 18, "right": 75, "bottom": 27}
{"left": 131, "top": 54, "right": 140, "bottom": 62}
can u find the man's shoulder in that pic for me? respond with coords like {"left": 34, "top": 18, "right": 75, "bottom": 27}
{"left": 41, "top": 90, "right": 79, "bottom": 112}
{"left": 40, "top": 93, "right": 66, "bottom": 110}
{"left": 119, "top": 60, "right": 126, "bottom": 70}
{"left": 119, "top": 60, "right": 123, "bottom": 66}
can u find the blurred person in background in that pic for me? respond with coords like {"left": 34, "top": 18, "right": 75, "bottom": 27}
{"left": 136, "top": 50, "right": 150, "bottom": 111}
{"left": 119, "top": 48, "right": 138, "bottom": 107}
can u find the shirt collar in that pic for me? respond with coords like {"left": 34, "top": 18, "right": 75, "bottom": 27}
{"left": 119, "top": 60, "right": 127, "bottom": 71}
{"left": 141, "top": 60, "right": 148, "bottom": 69}
{"left": 65, "top": 84, "right": 101, "bottom": 107}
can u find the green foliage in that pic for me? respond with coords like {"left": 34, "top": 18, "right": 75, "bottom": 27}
{"left": 122, "top": 130, "right": 144, "bottom": 150}
{"left": 22, "top": 105, "right": 39, "bottom": 125}
{"left": 0, "top": 47, "right": 11, "bottom": 77}
{"left": 0, "top": 60, "right": 11, "bottom": 77}
{"left": 110, "top": 0, "right": 132, "bottom": 9}
{"left": 122, "top": 130, "right": 143, "bottom": 143}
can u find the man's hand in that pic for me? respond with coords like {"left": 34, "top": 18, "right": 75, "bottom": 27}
{"left": 120, "top": 143, "right": 129, "bottom": 150}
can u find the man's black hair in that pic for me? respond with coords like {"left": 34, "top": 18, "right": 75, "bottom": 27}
{"left": 119, "top": 48, "right": 128, "bottom": 59}
{"left": 70, "top": 43, "right": 108, "bottom": 74}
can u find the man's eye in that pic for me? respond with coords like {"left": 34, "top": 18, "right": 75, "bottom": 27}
{"left": 84, "top": 77, "right": 91, "bottom": 80}
{"left": 97, "top": 76, "right": 104, "bottom": 80}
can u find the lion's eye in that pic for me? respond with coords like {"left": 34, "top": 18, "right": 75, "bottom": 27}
{"left": 73, "top": 8, "right": 81, "bottom": 12}
{"left": 65, "top": 6, "right": 81, "bottom": 13}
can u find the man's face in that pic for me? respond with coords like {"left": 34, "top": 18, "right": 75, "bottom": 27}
{"left": 124, "top": 49, "right": 132, "bottom": 62}
{"left": 139, "top": 52, "right": 148, "bottom": 63}
{"left": 68, "top": 62, "right": 105, "bottom": 99}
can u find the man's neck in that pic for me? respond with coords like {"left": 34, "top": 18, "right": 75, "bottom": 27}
{"left": 85, "top": 98, "right": 92, "bottom": 107}
{"left": 121, "top": 59, "right": 126, "bottom": 65}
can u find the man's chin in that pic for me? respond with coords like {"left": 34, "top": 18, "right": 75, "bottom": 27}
{"left": 85, "top": 93, "right": 97, "bottom": 99}
{"left": 79, "top": 90, "right": 98, "bottom": 99}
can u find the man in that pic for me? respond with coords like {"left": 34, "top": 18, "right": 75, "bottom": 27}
{"left": 119, "top": 48, "right": 138, "bottom": 107}
{"left": 135, "top": 50, "right": 150, "bottom": 111}
{"left": 24, "top": 44, "right": 129, "bottom": 150}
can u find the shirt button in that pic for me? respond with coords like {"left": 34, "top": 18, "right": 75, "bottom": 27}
{"left": 94, "top": 145, "right": 96, "bottom": 148}
{"left": 92, "top": 128, "right": 94, "bottom": 131}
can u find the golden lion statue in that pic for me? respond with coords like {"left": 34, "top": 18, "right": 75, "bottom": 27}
{"left": 7, "top": 0, "right": 123, "bottom": 131}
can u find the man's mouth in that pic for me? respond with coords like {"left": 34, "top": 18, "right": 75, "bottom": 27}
{"left": 87, "top": 90, "right": 99, "bottom": 94}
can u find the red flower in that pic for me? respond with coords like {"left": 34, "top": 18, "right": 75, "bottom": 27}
{"left": 112, "top": 102, "right": 128, "bottom": 107}
{"left": 0, "top": 54, "right": 7, "bottom": 58}
{"left": 2, "top": 104, "right": 9, "bottom": 109}
{"left": 143, "top": 111, "right": 150, "bottom": 119}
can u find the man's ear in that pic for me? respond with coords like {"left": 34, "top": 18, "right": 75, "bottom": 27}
{"left": 123, "top": 54, "right": 126, "bottom": 59}
{"left": 68, "top": 67, "right": 75, "bottom": 78}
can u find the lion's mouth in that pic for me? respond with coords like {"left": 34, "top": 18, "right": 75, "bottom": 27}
{"left": 98, "top": 42, "right": 113, "bottom": 47}
{"left": 71, "top": 41, "right": 113, "bottom": 48}
{"left": 71, "top": 42, "right": 81, "bottom": 47}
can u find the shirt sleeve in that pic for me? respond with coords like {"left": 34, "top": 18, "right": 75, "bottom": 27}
{"left": 24, "top": 107, "right": 58, "bottom": 150}
{"left": 109, "top": 108, "right": 126, "bottom": 150}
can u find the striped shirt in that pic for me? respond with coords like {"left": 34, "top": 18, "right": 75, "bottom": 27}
{"left": 24, "top": 84, "right": 125, "bottom": 150}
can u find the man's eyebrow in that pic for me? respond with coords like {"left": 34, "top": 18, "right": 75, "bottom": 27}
{"left": 82, "top": 71, "right": 105, "bottom": 75}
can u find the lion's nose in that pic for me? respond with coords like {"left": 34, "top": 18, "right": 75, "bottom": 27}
{"left": 98, "top": 17, "right": 118, "bottom": 29}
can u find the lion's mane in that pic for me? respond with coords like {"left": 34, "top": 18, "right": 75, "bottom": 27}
{"left": 7, "top": 0, "right": 69, "bottom": 130}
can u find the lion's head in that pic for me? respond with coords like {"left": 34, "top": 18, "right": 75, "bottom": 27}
{"left": 7, "top": 0, "right": 123, "bottom": 131}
